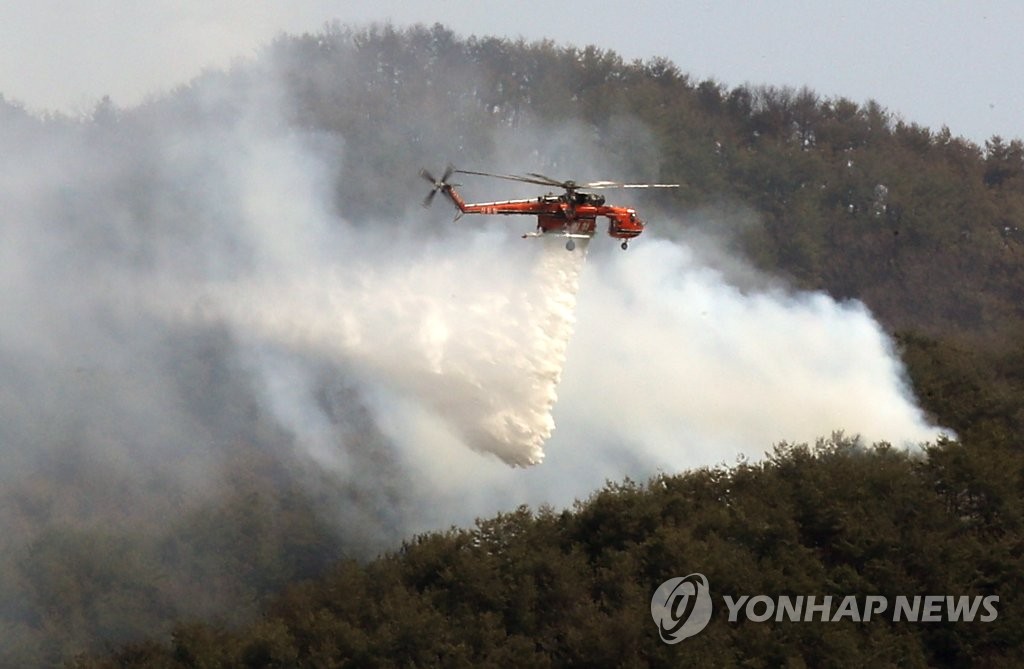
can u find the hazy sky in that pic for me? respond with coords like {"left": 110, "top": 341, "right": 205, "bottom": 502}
{"left": 1, "top": 1, "right": 1021, "bottom": 145}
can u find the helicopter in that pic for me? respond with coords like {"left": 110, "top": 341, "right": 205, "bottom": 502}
{"left": 420, "top": 165, "right": 678, "bottom": 250}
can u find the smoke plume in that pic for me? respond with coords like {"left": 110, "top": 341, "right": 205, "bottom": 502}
{"left": 193, "top": 232, "right": 587, "bottom": 467}
{"left": 0, "top": 71, "right": 946, "bottom": 523}
{"left": 161, "top": 111, "right": 946, "bottom": 524}
{"left": 0, "top": 33, "right": 948, "bottom": 661}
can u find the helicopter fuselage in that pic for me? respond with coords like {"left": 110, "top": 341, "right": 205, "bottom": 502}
{"left": 442, "top": 187, "right": 644, "bottom": 243}
{"left": 420, "top": 165, "right": 676, "bottom": 249}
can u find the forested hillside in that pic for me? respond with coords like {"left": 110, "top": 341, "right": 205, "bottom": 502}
{"left": 1, "top": 22, "right": 1021, "bottom": 666}
{"left": 78, "top": 438, "right": 1023, "bottom": 667}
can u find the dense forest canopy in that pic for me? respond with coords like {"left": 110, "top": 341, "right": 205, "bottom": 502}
{"left": 79, "top": 437, "right": 1024, "bottom": 668}
{"left": 0, "top": 22, "right": 1021, "bottom": 666}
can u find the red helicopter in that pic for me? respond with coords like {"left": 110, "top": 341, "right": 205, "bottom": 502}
{"left": 420, "top": 165, "right": 678, "bottom": 250}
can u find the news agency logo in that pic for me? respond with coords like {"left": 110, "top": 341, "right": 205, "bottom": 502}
{"left": 650, "top": 573, "right": 713, "bottom": 643}
{"left": 722, "top": 593, "right": 1000, "bottom": 623}
{"left": 652, "top": 574, "right": 1000, "bottom": 644}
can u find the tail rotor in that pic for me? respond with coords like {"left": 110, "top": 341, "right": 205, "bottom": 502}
{"left": 420, "top": 164, "right": 456, "bottom": 208}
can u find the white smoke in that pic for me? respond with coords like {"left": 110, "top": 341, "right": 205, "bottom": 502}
{"left": 559, "top": 238, "right": 943, "bottom": 463}
{"left": 195, "top": 232, "right": 587, "bottom": 467}
{"left": 145, "top": 110, "right": 947, "bottom": 530}
{"left": 0, "top": 50, "right": 947, "bottom": 535}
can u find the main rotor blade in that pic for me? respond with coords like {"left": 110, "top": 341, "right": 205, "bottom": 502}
{"left": 454, "top": 167, "right": 680, "bottom": 192}
{"left": 454, "top": 168, "right": 563, "bottom": 188}
{"left": 422, "top": 189, "right": 438, "bottom": 208}
{"left": 524, "top": 172, "right": 569, "bottom": 187}
{"left": 581, "top": 181, "right": 681, "bottom": 189}
{"left": 420, "top": 168, "right": 437, "bottom": 184}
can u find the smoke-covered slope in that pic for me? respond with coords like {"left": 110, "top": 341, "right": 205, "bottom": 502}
{"left": 2, "top": 23, "right": 1005, "bottom": 665}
